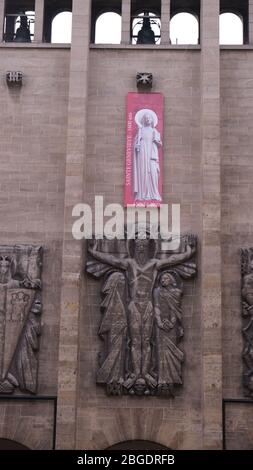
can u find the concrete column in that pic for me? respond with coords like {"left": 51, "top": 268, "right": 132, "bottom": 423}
{"left": 121, "top": 0, "right": 131, "bottom": 45}
{"left": 34, "top": 0, "right": 45, "bottom": 42}
{"left": 249, "top": 0, "right": 253, "bottom": 44}
{"left": 56, "top": 0, "right": 91, "bottom": 450}
{"left": 0, "top": 0, "right": 5, "bottom": 42}
{"left": 201, "top": 0, "right": 222, "bottom": 449}
{"left": 161, "top": 0, "right": 171, "bottom": 45}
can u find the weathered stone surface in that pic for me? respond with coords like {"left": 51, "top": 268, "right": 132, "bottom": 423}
{"left": 241, "top": 248, "right": 253, "bottom": 396}
{"left": 86, "top": 231, "right": 197, "bottom": 397}
{"left": 0, "top": 0, "right": 253, "bottom": 451}
{"left": 0, "top": 245, "right": 43, "bottom": 394}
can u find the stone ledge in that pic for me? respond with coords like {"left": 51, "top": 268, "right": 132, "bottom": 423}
{"left": 1, "top": 43, "right": 253, "bottom": 51}
{"left": 0, "top": 42, "right": 71, "bottom": 49}
{"left": 91, "top": 44, "right": 253, "bottom": 51}
{"left": 220, "top": 45, "right": 253, "bottom": 50}
{"left": 90, "top": 44, "right": 201, "bottom": 51}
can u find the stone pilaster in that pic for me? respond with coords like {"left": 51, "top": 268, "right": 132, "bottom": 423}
{"left": 56, "top": 0, "right": 91, "bottom": 450}
{"left": 201, "top": 0, "right": 222, "bottom": 449}
{"left": 161, "top": 0, "right": 171, "bottom": 45}
{"left": 34, "top": 0, "right": 45, "bottom": 42}
{"left": 0, "top": 0, "right": 5, "bottom": 42}
{"left": 121, "top": 0, "right": 131, "bottom": 45}
{"left": 249, "top": 1, "right": 253, "bottom": 44}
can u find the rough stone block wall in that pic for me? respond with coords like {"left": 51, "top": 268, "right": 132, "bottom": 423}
{"left": 221, "top": 50, "right": 253, "bottom": 449}
{"left": 0, "top": 400, "right": 55, "bottom": 449}
{"left": 221, "top": 50, "right": 253, "bottom": 405}
{"left": 77, "top": 48, "right": 203, "bottom": 450}
{"left": 0, "top": 41, "right": 253, "bottom": 450}
{"left": 0, "top": 48, "right": 70, "bottom": 447}
{"left": 225, "top": 403, "right": 253, "bottom": 450}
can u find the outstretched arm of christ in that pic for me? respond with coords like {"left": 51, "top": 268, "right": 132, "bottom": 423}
{"left": 157, "top": 244, "right": 194, "bottom": 270}
{"left": 88, "top": 241, "right": 128, "bottom": 270}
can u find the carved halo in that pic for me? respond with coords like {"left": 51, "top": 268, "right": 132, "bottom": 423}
{"left": 135, "top": 108, "right": 158, "bottom": 128}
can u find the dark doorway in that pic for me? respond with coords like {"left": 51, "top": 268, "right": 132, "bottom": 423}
{"left": 107, "top": 440, "right": 169, "bottom": 450}
{"left": 0, "top": 438, "right": 30, "bottom": 450}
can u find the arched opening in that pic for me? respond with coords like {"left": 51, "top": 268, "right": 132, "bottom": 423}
{"left": 219, "top": 13, "right": 243, "bottom": 45}
{"left": 95, "top": 12, "right": 122, "bottom": 44}
{"left": 170, "top": 12, "right": 199, "bottom": 45}
{"left": 51, "top": 11, "right": 72, "bottom": 43}
{"left": 107, "top": 440, "right": 170, "bottom": 451}
{"left": 132, "top": 11, "right": 161, "bottom": 45}
{"left": 0, "top": 438, "right": 30, "bottom": 450}
{"left": 43, "top": 0, "right": 72, "bottom": 43}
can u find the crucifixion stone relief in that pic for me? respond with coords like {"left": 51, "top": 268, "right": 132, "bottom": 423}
{"left": 242, "top": 248, "right": 253, "bottom": 397}
{"left": 86, "top": 231, "right": 197, "bottom": 397}
{"left": 0, "top": 245, "right": 43, "bottom": 394}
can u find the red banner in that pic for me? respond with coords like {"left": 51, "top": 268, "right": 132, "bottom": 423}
{"left": 124, "top": 92, "right": 164, "bottom": 206}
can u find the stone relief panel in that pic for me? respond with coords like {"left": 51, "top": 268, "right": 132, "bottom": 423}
{"left": 0, "top": 245, "right": 43, "bottom": 394}
{"left": 241, "top": 248, "right": 253, "bottom": 397}
{"left": 86, "top": 231, "right": 197, "bottom": 397}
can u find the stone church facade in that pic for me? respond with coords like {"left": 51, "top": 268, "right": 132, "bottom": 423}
{"left": 0, "top": 0, "right": 253, "bottom": 450}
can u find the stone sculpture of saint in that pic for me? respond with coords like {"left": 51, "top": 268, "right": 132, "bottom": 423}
{"left": 133, "top": 109, "right": 162, "bottom": 202}
{"left": 153, "top": 272, "right": 184, "bottom": 396}
{"left": 96, "top": 272, "right": 128, "bottom": 395}
{"left": 0, "top": 250, "right": 42, "bottom": 395}
{"left": 242, "top": 255, "right": 253, "bottom": 394}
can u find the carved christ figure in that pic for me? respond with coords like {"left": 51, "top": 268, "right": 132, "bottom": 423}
{"left": 88, "top": 237, "right": 195, "bottom": 393}
{"left": 134, "top": 110, "right": 162, "bottom": 202}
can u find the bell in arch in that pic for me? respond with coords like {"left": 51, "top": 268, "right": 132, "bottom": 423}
{"left": 14, "top": 12, "right": 31, "bottom": 43}
{"left": 137, "top": 13, "right": 156, "bottom": 45}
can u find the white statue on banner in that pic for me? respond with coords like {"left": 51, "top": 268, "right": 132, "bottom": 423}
{"left": 133, "top": 109, "right": 162, "bottom": 202}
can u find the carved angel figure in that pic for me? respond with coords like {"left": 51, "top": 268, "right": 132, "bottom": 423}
{"left": 86, "top": 232, "right": 197, "bottom": 397}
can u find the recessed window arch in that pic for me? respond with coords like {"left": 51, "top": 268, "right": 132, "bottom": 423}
{"left": 95, "top": 12, "right": 122, "bottom": 44}
{"left": 43, "top": 0, "right": 72, "bottom": 43}
{"left": 132, "top": 11, "right": 161, "bottom": 45}
{"left": 219, "top": 12, "right": 243, "bottom": 45}
{"left": 170, "top": 12, "right": 199, "bottom": 45}
{"left": 51, "top": 11, "right": 72, "bottom": 43}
